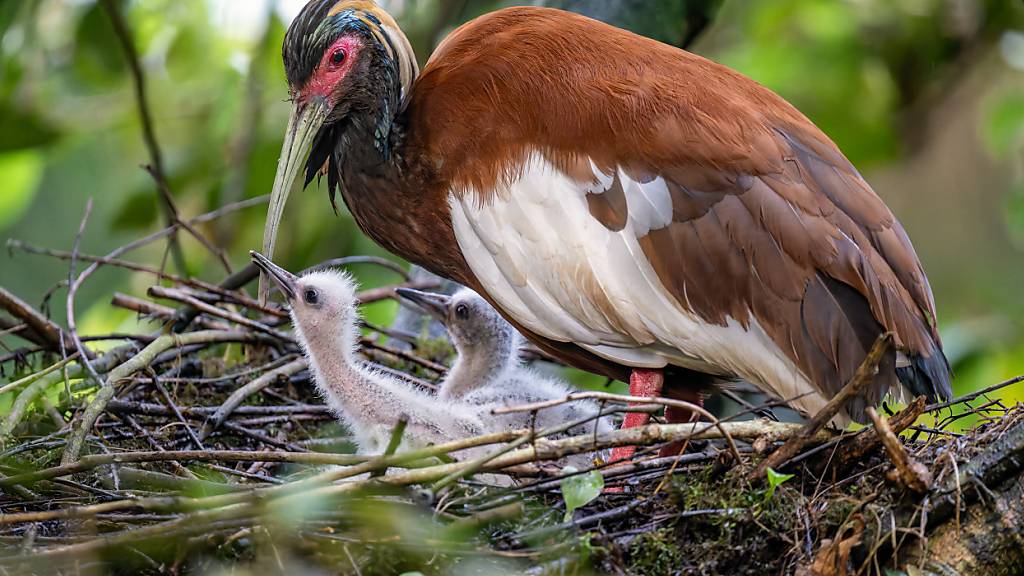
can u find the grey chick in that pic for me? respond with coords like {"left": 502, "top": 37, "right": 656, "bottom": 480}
{"left": 395, "top": 288, "right": 614, "bottom": 446}
{"left": 252, "top": 252, "right": 488, "bottom": 455}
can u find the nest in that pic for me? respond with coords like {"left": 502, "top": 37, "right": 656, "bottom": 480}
{"left": 1, "top": 207, "right": 1023, "bottom": 576}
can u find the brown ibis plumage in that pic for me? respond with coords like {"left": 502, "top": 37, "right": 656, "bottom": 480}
{"left": 261, "top": 1, "right": 952, "bottom": 462}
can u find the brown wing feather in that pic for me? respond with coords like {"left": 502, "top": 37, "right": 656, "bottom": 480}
{"left": 404, "top": 6, "right": 950, "bottom": 413}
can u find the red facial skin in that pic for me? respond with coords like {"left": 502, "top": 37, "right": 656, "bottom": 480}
{"left": 298, "top": 35, "right": 363, "bottom": 106}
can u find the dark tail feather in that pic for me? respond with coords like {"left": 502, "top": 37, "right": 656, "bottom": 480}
{"left": 896, "top": 345, "right": 953, "bottom": 402}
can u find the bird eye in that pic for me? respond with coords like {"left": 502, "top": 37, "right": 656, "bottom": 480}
{"left": 304, "top": 288, "right": 320, "bottom": 305}
{"left": 454, "top": 303, "right": 469, "bottom": 319}
{"left": 330, "top": 49, "right": 346, "bottom": 66}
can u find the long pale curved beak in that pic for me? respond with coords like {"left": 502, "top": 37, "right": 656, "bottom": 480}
{"left": 250, "top": 251, "right": 298, "bottom": 301}
{"left": 394, "top": 288, "right": 452, "bottom": 325}
{"left": 259, "top": 98, "right": 331, "bottom": 304}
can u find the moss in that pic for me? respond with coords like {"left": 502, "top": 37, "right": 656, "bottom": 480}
{"left": 629, "top": 528, "right": 688, "bottom": 575}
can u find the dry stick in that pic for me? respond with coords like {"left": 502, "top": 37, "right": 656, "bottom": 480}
{"left": 750, "top": 332, "right": 894, "bottom": 481}
{"left": 0, "top": 451, "right": 369, "bottom": 491}
{"left": 47, "top": 197, "right": 268, "bottom": 346}
{"left": 0, "top": 344, "right": 140, "bottom": 442}
{"left": 66, "top": 199, "right": 102, "bottom": 387}
{"left": 9, "top": 240, "right": 278, "bottom": 317}
{"left": 925, "top": 374, "right": 1024, "bottom": 412}
{"left": 151, "top": 376, "right": 204, "bottom": 451}
{"left": 60, "top": 330, "right": 265, "bottom": 466}
{"left": 148, "top": 285, "right": 292, "bottom": 341}
{"left": 0, "top": 316, "right": 29, "bottom": 340}
{"left": 2, "top": 429, "right": 527, "bottom": 526}
{"left": 106, "top": 400, "right": 329, "bottom": 418}
{"left": 866, "top": 406, "right": 932, "bottom": 493}
{"left": 828, "top": 396, "right": 927, "bottom": 473}
{"left": 0, "top": 353, "right": 80, "bottom": 395}
{"left": 38, "top": 199, "right": 267, "bottom": 442}
{"left": 2, "top": 419, "right": 807, "bottom": 540}
{"left": 111, "top": 292, "right": 231, "bottom": 332}
{"left": 0, "top": 287, "right": 78, "bottom": 354}
{"left": 198, "top": 357, "right": 308, "bottom": 441}
{"left": 493, "top": 390, "right": 743, "bottom": 463}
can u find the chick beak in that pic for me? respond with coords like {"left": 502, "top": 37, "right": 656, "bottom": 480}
{"left": 394, "top": 288, "right": 451, "bottom": 325}
{"left": 250, "top": 251, "right": 298, "bottom": 301}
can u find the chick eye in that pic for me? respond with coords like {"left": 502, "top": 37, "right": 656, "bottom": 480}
{"left": 330, "top": 49, "right": 346, "bottom": 66}
{"left": 304, "top": 288, "right": 320, "bottom": 305}
{"left": 454, "top": 303, "right": 469, "bottom": 319}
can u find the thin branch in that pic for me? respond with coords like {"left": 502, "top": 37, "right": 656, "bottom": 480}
{"left": 147, "top": 285, "right": 291, "bottom": 340}
{"left": 65, "top": 198, "right": 102, "bottom": 387}
{"left": 866, "top": 407, "right": 932, "bottom": 493}
{"left": 8, "top": 240, "right": 280, "bottom": 316}
{"left": 99, "top": 0, "right": 232, "bottom": 273}
{"left": 0, "top": 287, "right": 77, "bottom": 353}
{"left": 198, "top": 357, "right": 308, "bottom": 441}
{"left": 492, "top": 390, "right": 742, "bottom": 463}
{"left": 97, "top": 0, "right": 187, "bottom": 273}
{"left": 750, "top": 333, "right": 894, "bottom": 480}
{"left": 60, "top": 330, "right": 268, "bottom": 465}
{"left": 925, "top": 374, "right": 1024, "bottom": 412}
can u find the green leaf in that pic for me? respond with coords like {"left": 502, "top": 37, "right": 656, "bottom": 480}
{"left": 560, "top": 467, "right": 604, "bottom": 521}
{"left": 0, "top": 149, "right": 43, "bottom": 231}
{"left": 764, "top": 467, "right": 794, "bottom": 501}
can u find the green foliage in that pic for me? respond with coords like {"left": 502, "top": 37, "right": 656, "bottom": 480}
{"left": 0, "top": 150, "right": 43, "bottom": 230}
{"left": 629, "top": 528, "right": 687, "bottom": 576}
{"left": 560, "top": 467, "right": 604, "bottom": 521}
{"left": 764, "top": 467, "right": 794, "bottom": 502}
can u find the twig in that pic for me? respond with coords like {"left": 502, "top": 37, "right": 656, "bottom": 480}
{"left": 828, "top": 396, "right": 927, "bottom": 473}
{"left": 1, "top": 418, "right": 804, "bottom": 542}
{"left": 60, "top": 330, "right": 267, "bottom": 465}
{"left": 171, "top": 262, "right": 262, "bottom": 332}
{"left": 148, "top": 285, "right": 291, "bottom": 340}
{"left": 925, "top": 374, "right": 1024, "bottom": 412}
{"left": 9, "top": 240, "right": 277, "bottom": 315}
{"left": 151, "top": 376, "right": 204, "bottom": 450}
{"left": 0, "top": 352, "right": 79, "bottom": 395}
{"left": 98, "top": 0, "right": 187, "bottom": 273}
{"left": 106, "top": 400, "right": 328, "bottom": 418}
{"left": 492, "top": 390, "right": 742, "bottom": 463}
{"left": 750, "top": 333, "right": 894, "bottom": 480}
{"left": 99, "top": 0, "right": 232, "bottom": 273}
{"left": 66, "top": 198, "right": 102, "bottom": 386}
{"left": 199, "top": 357, "right": 308, "bottom": 441}
{"left": 0, "top": 287, "right": 77, "bottom": 353}
{"left": 867, "top": 407, "right": 931, "bottom": 494}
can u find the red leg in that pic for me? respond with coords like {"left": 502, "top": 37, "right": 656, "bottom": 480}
{"left": 659, "top": 391, "right": 704, "bottom": 457}
{"left": 608, "top": 368, "right": 664, "bottom": 464}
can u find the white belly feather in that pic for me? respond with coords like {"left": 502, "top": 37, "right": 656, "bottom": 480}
{"left": 448, "top": 155, "right": 831, "bottom": 417}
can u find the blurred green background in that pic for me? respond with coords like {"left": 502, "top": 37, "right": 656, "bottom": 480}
{"left": 0, "top": 0, "right": 1022, "bottom": 402}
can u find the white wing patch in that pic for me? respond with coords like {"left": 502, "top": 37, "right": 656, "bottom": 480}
{"left": 448, "top": 155, "right": 831, "bottom": 417}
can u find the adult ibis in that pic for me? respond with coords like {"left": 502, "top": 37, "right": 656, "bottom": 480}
{"left": 261, "top": 0, "right": 952, "bottom": 461}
